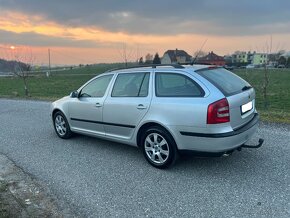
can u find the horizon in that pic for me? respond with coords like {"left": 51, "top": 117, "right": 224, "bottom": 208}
{"left": 1, "top": 0, "right": 290, "bottom": 65}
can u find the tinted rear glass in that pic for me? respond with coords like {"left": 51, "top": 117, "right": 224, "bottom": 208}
{"left": 197, "top": 68, "right": 250, "bottom": 96}
{"left": 155, "top": 73, "right": 204, "bottom": 97}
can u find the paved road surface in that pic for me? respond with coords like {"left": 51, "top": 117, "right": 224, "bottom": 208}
{"left": 0, "top": 99, "right": 289, "bottom": 217}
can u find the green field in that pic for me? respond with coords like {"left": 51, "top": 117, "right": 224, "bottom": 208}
{"left": 234, "top": 68, "right": 290, "bottom": 123}
{"left": 0, "top": 65, "right": 289, "bottom": 123}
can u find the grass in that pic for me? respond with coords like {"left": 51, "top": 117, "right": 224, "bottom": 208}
{"left": 234, "top": 68, "right": 290, "bottom": 123}
{"left": 0, "top": 65, "right": 289, "bottom": 123}
{"left": 0, "top": 74, "right": 94, "bottom": 100}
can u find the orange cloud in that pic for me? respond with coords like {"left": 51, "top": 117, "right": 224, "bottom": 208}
{"left": 0, "top": 11, "right": 204, "bottom": 48}
{"left": 1, "top": 11, "right": 289, "bottom": 65}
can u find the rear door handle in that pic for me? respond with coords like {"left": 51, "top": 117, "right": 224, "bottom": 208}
{"left": 95, "top": 103, "right": 102, "bottom": 107}
{"left": 137, "top": 104, "right": 147, "bottom": 109}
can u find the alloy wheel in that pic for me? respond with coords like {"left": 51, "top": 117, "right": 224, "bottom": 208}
{"left": 55, "top": 114, "right": 67, "bottom": 136}
{"left": 144, "top": 133, "right": 170, "bottom": 164}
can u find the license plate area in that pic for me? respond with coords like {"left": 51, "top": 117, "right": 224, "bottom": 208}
{"left": 241, "top": 101, "right": 253, "bottom": 115}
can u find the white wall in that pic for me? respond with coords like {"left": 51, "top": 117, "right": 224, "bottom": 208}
{"left": 161, "top": 54, "right": 172, "bottom": 64}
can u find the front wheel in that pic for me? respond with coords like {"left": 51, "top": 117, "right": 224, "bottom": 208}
{"left": 53, "top": 111, "right": 73, "bottom": 139}
{"left": 141, "top": 126, "right": 178, "bottom": 169}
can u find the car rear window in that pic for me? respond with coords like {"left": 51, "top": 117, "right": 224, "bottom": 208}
{"left": 197, "top": 68, "right": 250, "bottom": 96}
{"left": 155, "top": 72, "right": 204, "bottom": 97}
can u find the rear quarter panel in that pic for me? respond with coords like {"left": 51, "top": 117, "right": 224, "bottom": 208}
{"left": 138, "top": 69, "right": 228, "bottom": 148}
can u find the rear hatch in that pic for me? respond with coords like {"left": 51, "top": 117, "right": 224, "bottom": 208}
{"left": 197, "top": 67, "right": 255, "bottom": 129}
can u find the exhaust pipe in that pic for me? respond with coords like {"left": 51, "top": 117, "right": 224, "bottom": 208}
{"left": 222, "top": 152, "right": 232, "bottom": 157}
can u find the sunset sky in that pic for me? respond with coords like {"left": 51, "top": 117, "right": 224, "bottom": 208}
{"left": 0, "top": 0, "right": 290, "bottom": 65}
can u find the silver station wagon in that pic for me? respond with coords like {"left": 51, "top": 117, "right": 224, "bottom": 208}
{"left": 51, "top": 64, "right": 263, "bottom": 168}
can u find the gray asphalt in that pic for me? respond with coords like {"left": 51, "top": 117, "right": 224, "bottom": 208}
{"left": 0, "top": 99, "right": 289, "bottom": 217}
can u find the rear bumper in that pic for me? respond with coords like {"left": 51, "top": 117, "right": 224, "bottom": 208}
{"left": 177, "top": 113, "right": 259, "bottom": 153}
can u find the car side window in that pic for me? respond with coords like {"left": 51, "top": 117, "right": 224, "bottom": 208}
{"left": 112, "top": 72, "right": 149, "bottom": 97}
{"left": 155, "top": 72, "right": 204, "bottom": 97}
{"left": 80, "top": 74, "right": 113, "bottom": 98}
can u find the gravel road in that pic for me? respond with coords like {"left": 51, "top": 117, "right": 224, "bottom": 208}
{"left": 0, "top": 99, "right": 289, "bottom": 217}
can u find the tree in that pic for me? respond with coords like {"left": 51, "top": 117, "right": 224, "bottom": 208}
{"left": 152, "top": 53, "right": 161, "bottom": 64}
{"left": 138, "top": 57, "right": 144, "bottom": 65}
{"left": 8, "top": 47, "right": 34, "bottom": 97}
{"left": 287, "top": 57, "right": 290, "bottom": 67}
{"left": 145, "top": 53, "right": 153, "bottom": 64}
{"left": 261, "top": 38, "right": 273, "bottom": 109}
{"left": 278, "top": 56, "right": 286, "bottom": 65}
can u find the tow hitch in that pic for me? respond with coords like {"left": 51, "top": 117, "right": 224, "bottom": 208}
{"left": 241, "top": 138, "right": 264, "bottom": 149}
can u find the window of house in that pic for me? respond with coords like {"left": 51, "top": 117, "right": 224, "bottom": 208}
{"left": 112, "top": 72, "right": 149, "bottom": 97}
{"left": 79, "top": 74, "right": 113, "bottom": 98}
{"left": 155, "top": 73, "right": 204, "bottom": 97}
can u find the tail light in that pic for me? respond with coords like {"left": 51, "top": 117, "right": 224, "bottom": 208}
{"left": 207, "top": 98, "right": 230, "bottom": 124}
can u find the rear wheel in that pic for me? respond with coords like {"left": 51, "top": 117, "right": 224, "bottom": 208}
{"left": 53, "top": 111, "right": 73, "bottom": 139}
{"left": 141, "top": 126, "right": 178, "bottom": 169}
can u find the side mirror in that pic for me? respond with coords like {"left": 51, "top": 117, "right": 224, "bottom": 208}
{"left": 70, "top": 91, "right": 79, "bottom": 98}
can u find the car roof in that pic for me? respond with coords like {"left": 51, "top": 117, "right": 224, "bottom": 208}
{"left": 182, "top": 64, "right": 214, "bottom": 71}
{"left": 106, "top": 64, "right": 215, "bottom": 74}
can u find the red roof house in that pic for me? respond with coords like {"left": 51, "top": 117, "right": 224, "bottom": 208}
{"left": 197, "top": 51, "right": 225, "bottom": 66}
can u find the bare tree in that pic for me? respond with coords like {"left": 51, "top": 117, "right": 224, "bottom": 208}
{"left": 8, "top": 47, "right": 34, "bottom": 97}
{"left": 145, "top": 53, "right": 153, "bottom": 64}
{"left": 261, "top": 36, "right": 272, "bottom": 109}
{"left": 116, "top": 43, "right": 136, "bottom": 67}
{"left": 262, "top": 63, "right": 270, "bottom": 109}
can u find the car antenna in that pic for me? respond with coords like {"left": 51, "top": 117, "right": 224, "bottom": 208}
{"left": 191, "top": 39, "right": 208, "bottom": 65}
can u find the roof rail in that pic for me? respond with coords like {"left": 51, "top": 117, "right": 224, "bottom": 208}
{"left": 106, "top": 64, "right": 184, "bottom": 72}
{"left": 195, "top": 66, "right": 223, "bottom": 72}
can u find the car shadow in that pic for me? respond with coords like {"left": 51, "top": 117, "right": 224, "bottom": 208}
{"left": 58, "top": 132, "right": 267, "bottom": 177}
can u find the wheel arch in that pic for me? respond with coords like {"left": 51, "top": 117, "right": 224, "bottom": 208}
{"left": 52, "top": 108, "right": 59, "bottom": 119}
{"left": 136, "top": 122, "right": 177, "bottom": 148}
{"left": 52, "top": 108, "right": 66, "bottom": 122}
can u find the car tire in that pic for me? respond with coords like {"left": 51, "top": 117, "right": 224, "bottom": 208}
{"left": 141, "top": 126, "right": 178, "bottom": 169}
{"left": 53, "top": 111, "right": 73, "bottom": 139}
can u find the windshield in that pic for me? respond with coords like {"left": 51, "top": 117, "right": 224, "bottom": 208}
{"left": 197, "top": 68, "right": 251, "bottom": 96}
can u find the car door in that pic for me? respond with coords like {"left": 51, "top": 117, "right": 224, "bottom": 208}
{"left": 102, "top": 71, "right": 151, "bottom": 139}
{"left": 150, "top": 71, "right": 208, "bottom": 128}
{"left": 68, "top": 74, "right": 114, "bottom": 135}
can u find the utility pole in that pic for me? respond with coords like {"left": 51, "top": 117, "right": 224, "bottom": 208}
{"left": 123, "top": 43, "right": 127, "bottom": 67}
{"left": 136, "top": 44, "right": 139, "bottom": 63}
{"left": 48, "top": 48, "right": 51, "bottom": 76}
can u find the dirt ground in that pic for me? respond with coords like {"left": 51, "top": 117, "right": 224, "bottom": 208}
{"left": 0, "top": 154, "right": 69, "bottom": 217}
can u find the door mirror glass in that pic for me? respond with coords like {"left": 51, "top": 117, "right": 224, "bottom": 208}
{"left": 70, "top": 91, "right": 79, "bottom": 98}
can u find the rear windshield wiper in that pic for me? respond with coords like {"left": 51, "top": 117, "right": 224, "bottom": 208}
{"left": 242, "top": 85, "right": 252, "bottom": 91}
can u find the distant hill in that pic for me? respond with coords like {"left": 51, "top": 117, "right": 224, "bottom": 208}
{"left": 0, "top": 58, "right": 29, "bottom": 73}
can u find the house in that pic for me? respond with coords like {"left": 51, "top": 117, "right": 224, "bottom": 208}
{"left": 231, "top": 51, "right": 268, "bottom": 66}
{"left": 161, "top": 49, "right": 192, "bottom": 64}
{"left": 251, "top": 53, "right": 268, "bottom": 65}
{"left": 280, "top": 51, "right": 290, "bottom": 58}
{"left": 197, "top": 51, "right": 225, "bottom": 66}
{"left": 232, "top": 51, "right": 249, "bottom": 64}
